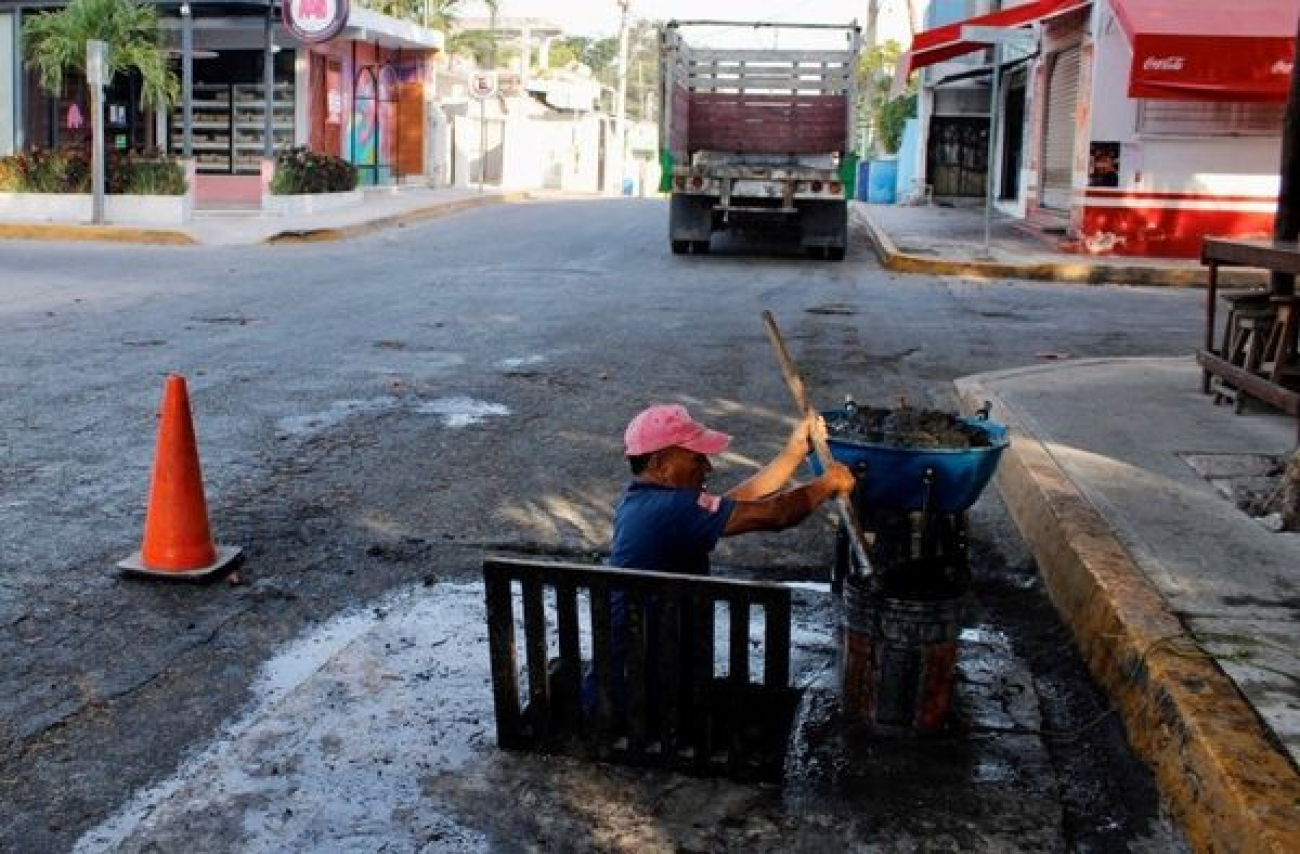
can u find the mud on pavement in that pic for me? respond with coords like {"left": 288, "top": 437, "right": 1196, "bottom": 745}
{"left": 68, "top": 579, "right": 1103, "bottom": 853}
{"left": 2, "top": 378, "right": 1183, "bottom": 853}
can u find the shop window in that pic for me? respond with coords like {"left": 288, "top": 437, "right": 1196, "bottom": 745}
{"left": 1137, "top": 100, "right": 1284, "bottom": 137}
{"left": 24, "top": 66, "right": 153, "bottom": 152}
{"left": 933, "top": 86, "right": 991, "bottom": 117}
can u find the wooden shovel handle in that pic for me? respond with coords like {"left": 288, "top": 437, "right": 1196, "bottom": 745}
{"left": 761, "top": 311, "right": 873, "bottom": 577}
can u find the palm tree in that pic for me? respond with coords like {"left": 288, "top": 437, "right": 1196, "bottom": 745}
{"left": 24, "top": 0, "right": 177, "bottom": 112}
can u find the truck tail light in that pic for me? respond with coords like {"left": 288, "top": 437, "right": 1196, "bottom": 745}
{"left": 830, "top": 182, "right": 842, "bottom": 195}
{"left": 690, "top": 175, "right": 704, "bottom": 190}
{"left": 810, "top": 180, "right": 824, "bottom": 193}
{"left": 674, "top": 175, "right": 687, "bottom": 190}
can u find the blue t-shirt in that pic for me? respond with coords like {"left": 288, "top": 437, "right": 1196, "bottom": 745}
{"left": 610, "top": 480, "right": 737, "bottom": 576}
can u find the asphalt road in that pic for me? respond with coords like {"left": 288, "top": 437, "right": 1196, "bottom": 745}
{"left": 0, "top": 198, "right": 1200, "bottom": 852}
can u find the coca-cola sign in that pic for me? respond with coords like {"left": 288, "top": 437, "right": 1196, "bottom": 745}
{"left": 284, "top": 0, "right": 349, "bottom": 43}
{"left": 1142, "top": 55, "right": 1185, "bottom": 72}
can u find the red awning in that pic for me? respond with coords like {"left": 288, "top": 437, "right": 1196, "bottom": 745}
{"left": 1113, "top": 0, "right": 1299, "bottom": 102}
{"left": 904, "top": 0, "right": 1091, "bottom": 75}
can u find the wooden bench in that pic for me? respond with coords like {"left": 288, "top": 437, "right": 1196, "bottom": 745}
{"left": 1198, "top": 238, "right": 1300, "bottom": 440}
{"left": 483, "top": 555, "right": 799, "bottom": 781}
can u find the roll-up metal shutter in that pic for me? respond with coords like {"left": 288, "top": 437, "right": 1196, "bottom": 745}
{"left": 1039, "top": 47, "right": 1080, "bottom": 211}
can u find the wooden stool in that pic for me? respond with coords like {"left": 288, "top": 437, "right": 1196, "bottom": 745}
{"left": 1218, "top": 290, "right": 1272, "bottom": 356}
{"left": 1261, "top": 295, "right": 1300, "bottom": 384}
{"left": 1214, "top": 298, "right": 1276, "bottom": 411}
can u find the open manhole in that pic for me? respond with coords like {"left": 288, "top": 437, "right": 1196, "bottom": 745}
{"left": 1181, "top": 453, "right": 1296, "bottom": 532}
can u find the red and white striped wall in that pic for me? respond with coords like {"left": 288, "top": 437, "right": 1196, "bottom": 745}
{"left": 1075, "top": 188, "right": 1277, "bottom": 258}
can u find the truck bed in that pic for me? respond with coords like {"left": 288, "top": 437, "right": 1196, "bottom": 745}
{"left": 661, "top": 25, "right": 858, "bottom": 161}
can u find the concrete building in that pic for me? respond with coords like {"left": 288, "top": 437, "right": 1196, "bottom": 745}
{"left": 0, "top": 0, "right": 443, "bottom": 207}
{"left": 901, "top": 0, "right": 1293, "bottom": 257}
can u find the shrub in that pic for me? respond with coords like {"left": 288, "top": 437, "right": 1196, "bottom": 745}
{"left": 7, "top": 146, "right": 91, "bottom": 192}
{"left": 876, "top": 92, "right": 917, "bottom": 156}
{"left": 109, "top": 149, "right": 187, "bottom": 194}
{"left": 270, "top": 145, "right": 358, "bottom": 195}
{"left": 0, "top": 157, "right": 19, "bottom": 191}
{"left": 0, "top": 145, "right": 186, "bottom": 194}
{"left": 123, "top": 158, "right": 186, "bottom": 195}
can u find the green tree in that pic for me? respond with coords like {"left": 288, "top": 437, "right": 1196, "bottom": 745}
{"left": 876, "top": 92, "right": 917, "bottom": 155}
{"left": 362, "top": 0, "right": 460, "bottom": 28}
{"left": 857, "top": 39, "right": 916, "bottom": 156}
{"left": 446, "top": 0, "right": 506, "bottom": 66}
{"left": 545, "top": 38, "right": 584, "bottom": 70}
{"left": 24, "top": 0, "right": 177, "bottom": 111}
{"left": 622, "top": 20, "right": 660, "bottom": 122}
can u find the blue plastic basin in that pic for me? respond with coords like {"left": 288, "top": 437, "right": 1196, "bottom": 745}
{"left": 812, "top": 413, "right": 1009, "bottom": 513}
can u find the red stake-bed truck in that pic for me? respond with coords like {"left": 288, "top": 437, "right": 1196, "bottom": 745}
{"left": 658, "top": 20, "right": 862, "bottom": 260}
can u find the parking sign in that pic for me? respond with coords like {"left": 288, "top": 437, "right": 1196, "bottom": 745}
{"left": 469, "top": 71, "right": 498, "bottom": 100}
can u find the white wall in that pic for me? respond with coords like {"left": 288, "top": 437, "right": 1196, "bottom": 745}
{"left": 1088, "top": 0, "right": 1281, "bottom": 195}
{"left": 0, "top": 13, "right": 14, "bottom": 156}
{"left": 499, "top": 115, "right": 604, "bottom": 192}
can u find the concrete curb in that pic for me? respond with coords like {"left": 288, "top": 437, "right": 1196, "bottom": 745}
{"left": 264, "top": 191, "right": 532, "bottom": 244}
{"left": 855, "top": 207, "right": 1265, "bottom": 288}
{"left": 956, "top": 373, "right": 1300, "bottom": 854}
{"left": 0, "top": 222, "right": 197, "bottom": 245}
{"left": 0, "top": 191, "right": 530, "bottom": 246}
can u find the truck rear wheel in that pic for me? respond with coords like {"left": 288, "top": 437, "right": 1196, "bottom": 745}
{"left": 671, "top": 239, "right": 690, "bottom": 254}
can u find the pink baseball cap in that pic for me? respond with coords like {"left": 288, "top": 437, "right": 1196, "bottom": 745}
{"left": 624, "top": 404, "right": 732, "bottom": 456}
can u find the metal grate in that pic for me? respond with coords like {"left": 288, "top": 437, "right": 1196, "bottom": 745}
{"left": 483, "top": 555, "right": 798, "bottom": 780}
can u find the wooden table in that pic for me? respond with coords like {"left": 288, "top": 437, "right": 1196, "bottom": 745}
{"left": 1197, "top": 238, "right": 1300, "bottom": 440}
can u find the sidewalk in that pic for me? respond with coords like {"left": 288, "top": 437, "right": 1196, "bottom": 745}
{"left": 0, "top": 185, "right": 532, "bottom": 247}
{"left": 957, "top": 360, "right": 1299, "bottom": 854}
{"left": 860, "top": 200, "right": 1298, "bottom": 852}
{"left": 857, "top": 199, "right": 1300, "bottom": 851}
{"left": 854, "top": 201, "right": 1268, "bottom": 287}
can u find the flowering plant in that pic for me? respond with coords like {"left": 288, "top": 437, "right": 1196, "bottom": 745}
{"left": 0, "top": 145, "right": 185, "bottom": 194}
{"left": 269, "top": 146, "right": 358, "bottom": 195}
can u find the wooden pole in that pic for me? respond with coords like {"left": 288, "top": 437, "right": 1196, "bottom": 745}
{"left": 761, "top": 311, "right": 874, "bottom": 578}
{"left": 1273, "top": 15, "right": 1300, "bottom": 296}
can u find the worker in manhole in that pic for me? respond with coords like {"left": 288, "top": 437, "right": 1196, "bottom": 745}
{"left": 581, "top": 403, "right": 855, "bottom": 717}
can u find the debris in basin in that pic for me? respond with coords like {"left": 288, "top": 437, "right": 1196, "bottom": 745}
{"left": 825, "top": 401, "right": 993, "bottom": 449}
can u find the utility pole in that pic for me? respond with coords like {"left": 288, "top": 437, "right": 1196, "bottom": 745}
{"left": 87, "top": 40, "right": 109, "bottom": 225}
{"left": 615, "top": 0, "right": 631, "bottom": 195}
{"left": 1274, "top": 14, "right": 1300, "bottom": 296}
{"left": 864, "top": 0, "right": 880, "bottom": 157}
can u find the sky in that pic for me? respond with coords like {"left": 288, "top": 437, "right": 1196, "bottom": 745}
{"left": 458, "top": 1, "right": 919, "bottom": 44}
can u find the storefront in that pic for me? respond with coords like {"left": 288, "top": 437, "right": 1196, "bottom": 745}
{"left": 0, "top": 0, "right": 441, "bottom": 205}
{"left": 902, "top": 0, "right": 1294, "bottom": 258}
{"left": 299, "top": 8, "right": 440, "bottom": 188}
{"left": 1078, "top": 0, "right": 1292, "bottom": 256}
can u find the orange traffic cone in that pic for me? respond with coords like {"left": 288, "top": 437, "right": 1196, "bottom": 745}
{"left": 119, "top": 374, "right": 241, "bottom": 579}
